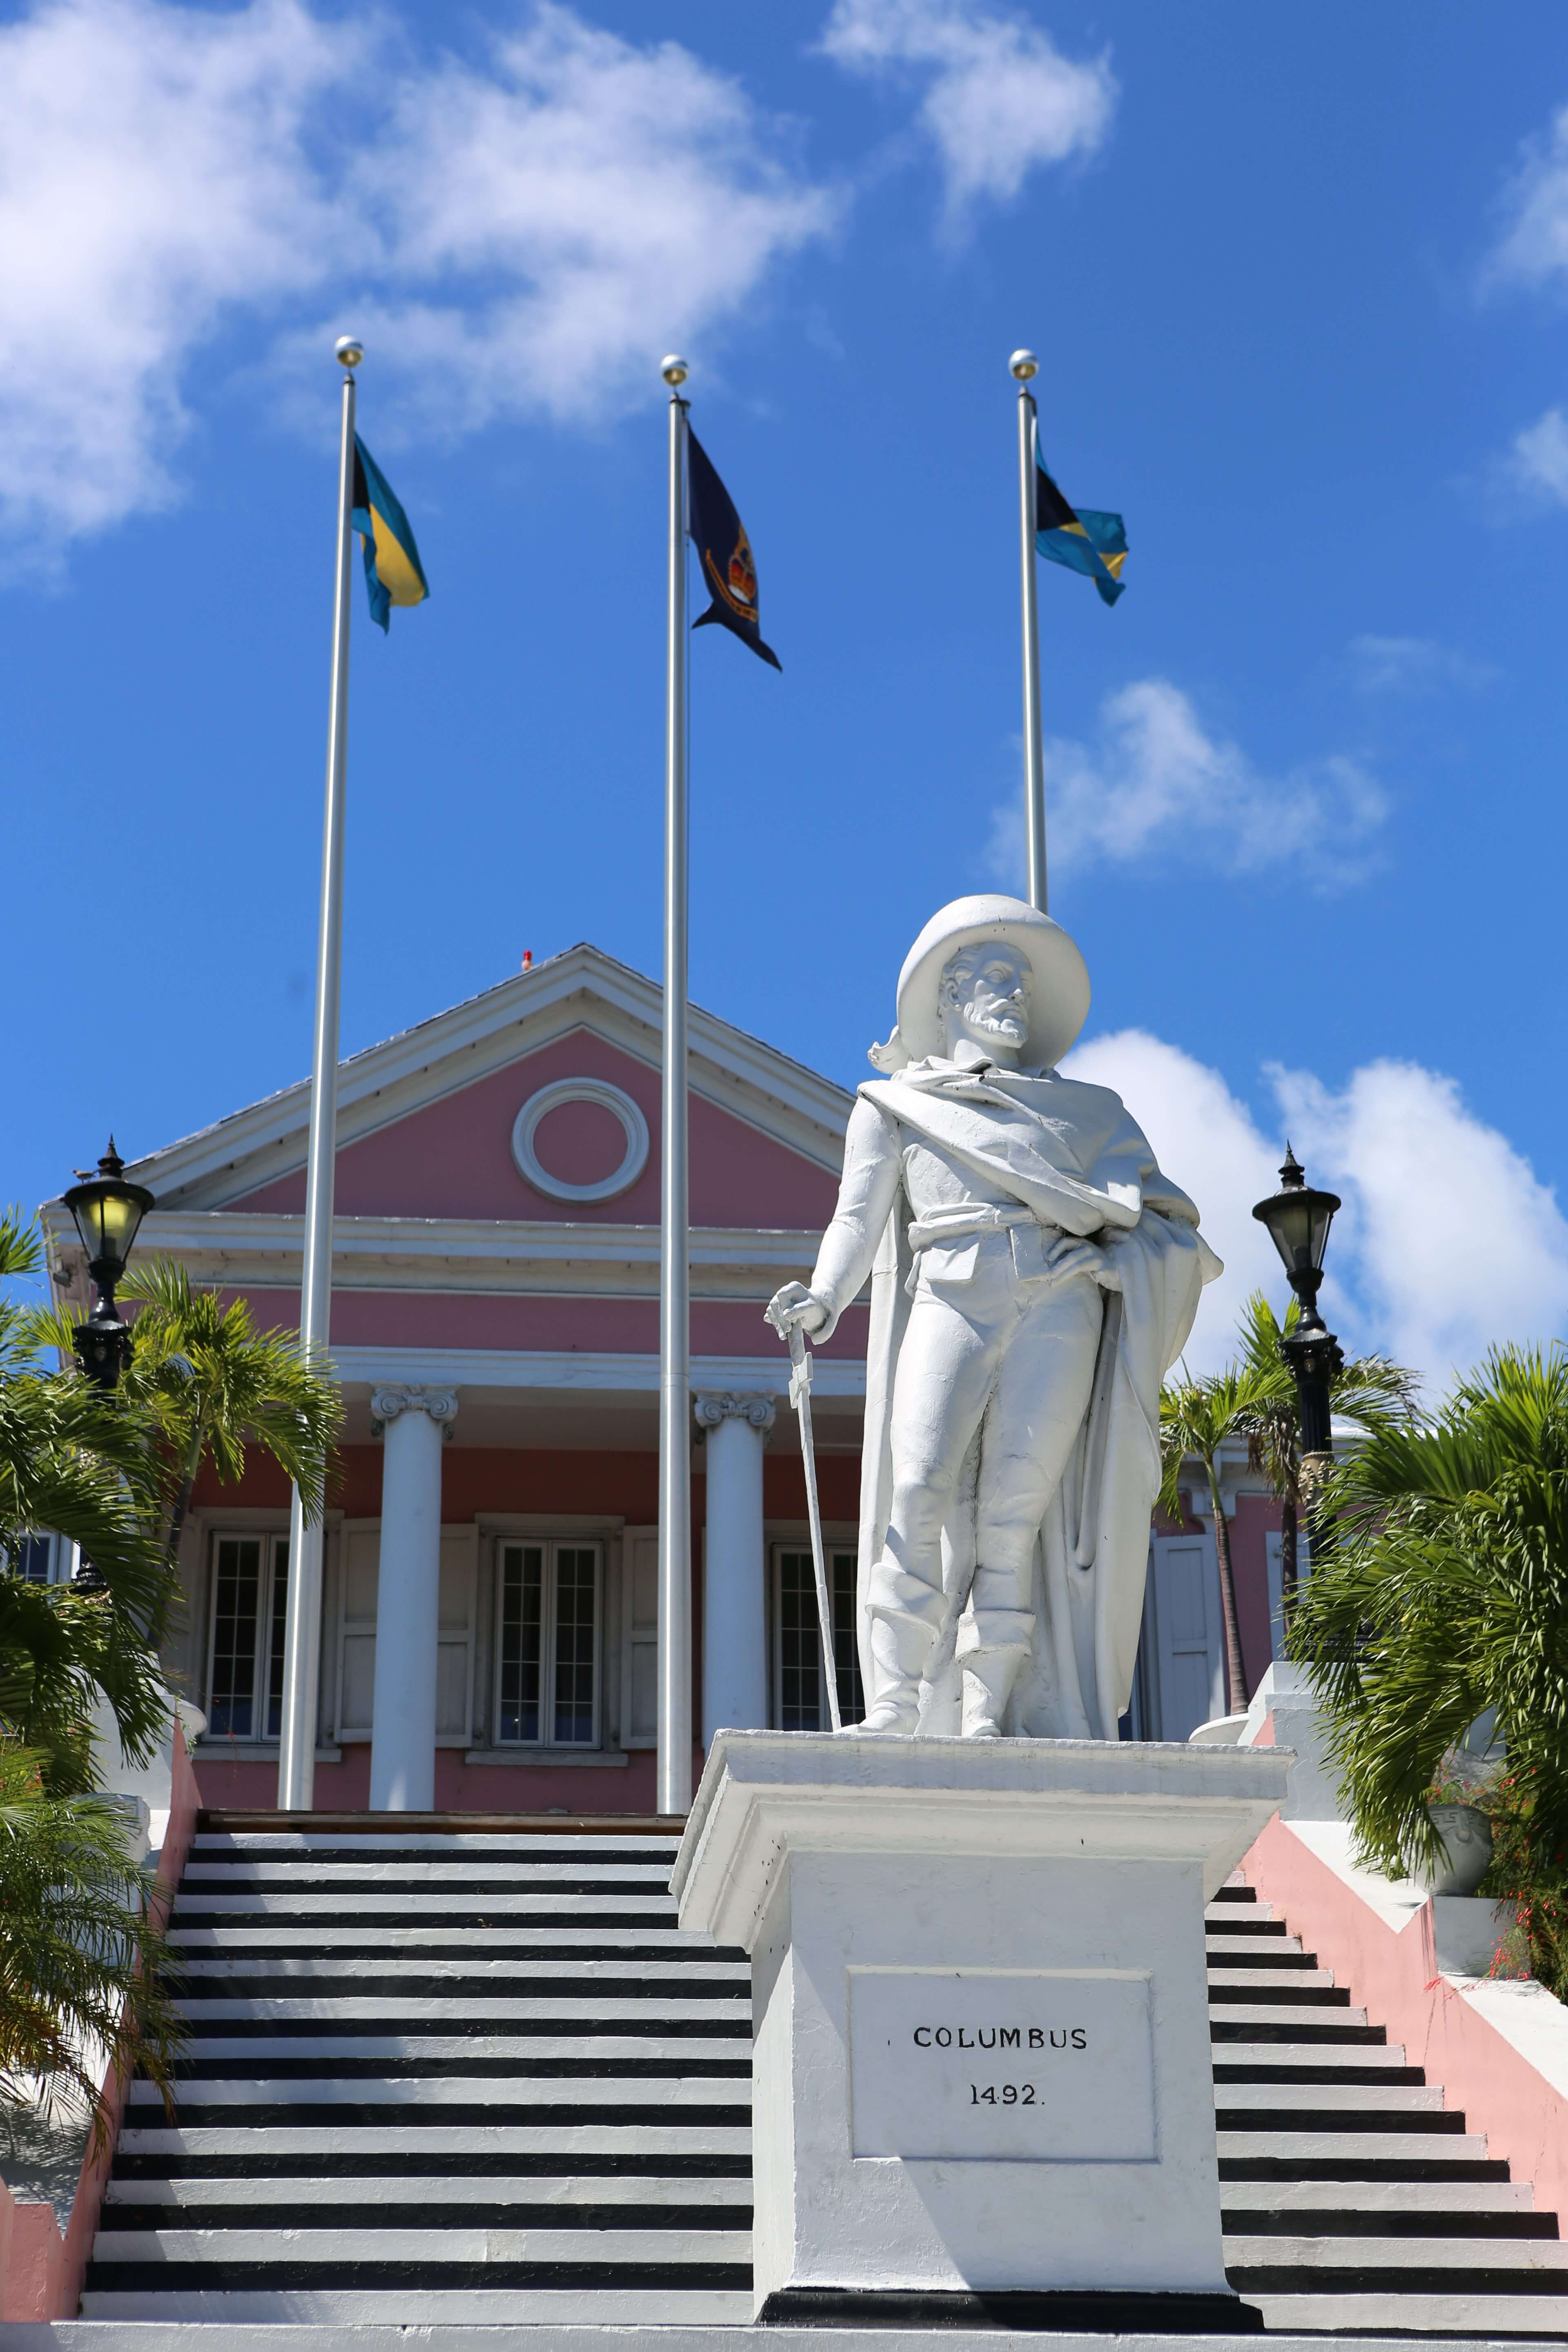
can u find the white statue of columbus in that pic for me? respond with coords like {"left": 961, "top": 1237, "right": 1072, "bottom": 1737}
{"left": 768, "top": 894, "right": 1223, "bottom": 1742}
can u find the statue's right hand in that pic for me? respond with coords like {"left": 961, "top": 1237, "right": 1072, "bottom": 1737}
{"left": 766, "top": 1281, "right": 829, "bottom": 1341}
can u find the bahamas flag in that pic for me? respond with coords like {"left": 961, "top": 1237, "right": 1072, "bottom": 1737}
{"left": 1036, "top": 460, "right": 1127, "bottom": 608}
{"left": 352, "top": 436, "right": 429, "bottom": 632}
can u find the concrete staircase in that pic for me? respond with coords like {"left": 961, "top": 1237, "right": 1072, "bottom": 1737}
{"left": 74, "top": 1820, "right": 1568, "bottom": 2335}
{"left": 83, "top": 1820, "right": 753, "bottom": 2323}
{"left": 1211, "top": 1879, "right": 1568, "bottom": 2334}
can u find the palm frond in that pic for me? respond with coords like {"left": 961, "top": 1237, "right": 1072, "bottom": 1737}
{"left": 0, "top": 1748, "right": 184, "bottom": 2146}
{"left": 1296, "top": 1343, "right": 1568, "bottom": 1883}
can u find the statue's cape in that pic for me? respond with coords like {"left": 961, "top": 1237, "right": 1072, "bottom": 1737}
{"left": 853, "top": 1069, "right": 1219, "bottom": 1737}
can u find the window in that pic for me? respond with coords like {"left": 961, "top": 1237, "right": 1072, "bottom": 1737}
{"left": 496, "top": 1541, "right": 600, "bottom": 1746}
{"left": 205, "top": 1533, "right": 289, "bottom": 1740}
{"left": 773, "top": 1548, "right": 864, "bottom": 1730}
{"left": 4, "top": 1533, "right": 61, "bottom": 1584}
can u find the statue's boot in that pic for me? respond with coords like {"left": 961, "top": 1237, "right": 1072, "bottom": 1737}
{"left": 959, "top": 1645, "right": 1029, "bottom": 1737}
{"left": 860, "top": 1559, "right": 942, "bottom": 1732}
{"left": 956, "top": 1603, "right": 1036, "bottom": 1737}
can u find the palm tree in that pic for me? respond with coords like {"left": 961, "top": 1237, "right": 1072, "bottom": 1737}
{"left": 1292, "top": 1345, "right": 1568, "bottom": 1933}
{"left": 0, "top": 1745, "right": 183, "bottom": 2151}
{"left": 1234, "top": 1291, "right": 1419, "bottom": 1632}
{"left": 114, "top": 1258, "right": 340, "bottom": 1572}
{"left": 0, "top": 1221, "right": 337, "bottom": 2132}
{"left": 1159, "top": 1366, "right": 1273, "bottom": 1716}
{"left": 7, "top": 1217, "right": 341, "bottom": 1786}
{"left": 0, "top": 1210, "right": 172, "bottom": 1784}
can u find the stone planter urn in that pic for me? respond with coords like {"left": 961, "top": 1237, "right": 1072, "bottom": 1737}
{"left": 1412, "top": 1803, "right": 1493, "bottom": 1897}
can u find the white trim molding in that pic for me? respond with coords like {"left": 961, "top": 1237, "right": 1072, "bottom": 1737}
{"left": 331, "top": 1345, "right": 866, "bottom": 1398}
{"left": 512, "top": 1079, "right": 650, "bottom": 1205}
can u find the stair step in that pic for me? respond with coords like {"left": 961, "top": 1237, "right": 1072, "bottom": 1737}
{"left": 104, "top": 2172, "right": 751, "bottom": 2212}
{"left": 1217, "top": 2130, "right": 1493, "bottom": 2165}
{"left": 169, "top": 2035, "right": 750, "bottom": 2065}
{"left": 1224, "top": 2203, "right": 1554, "bottom": 2238}
{"left": 1213, "top": 2040, "right": 1410, "bottom": 2072}
{"left": 1221, "top": 2177, "right": 1536, "bottom": 2215}
{"left": 78, "top": 2287, "right": 756, "bottom": 2321}
{"left": 1214, "top": 2082, "right": 1447, "bottom": 2114}
{"left": 176, "top": 1999, "right": 750, "bottom": 2023}
{"left": 1248, "top": 2292, "right": 1568, "bottom": 2334}
{"left": 187, "top": 1835, "right": 684, "bottom": 1855}
{"left": 1226, "top": 2233, "right": 1568, "bottom": 2277}
{"left": 131, "top": 2077, "right": 752, "bottom": 2111}
{"left": 183, "top": 1860, "right": 677, "bottom": 1880}
{"left": 114, "top": 2123, "right": 752, "bottom": 2160}
{"left": 92, "top": 2225, "right": 754, "bottom": 2264}
{"left": 172, "top": 1956, "right": 745, "bottom": 1980}
{"left": 172, "top": 1894, "right": 680, "bottom": 1915}
{"left": 170, "top": 1929, "right": 724, "bottom": 1947}
{"left": 1207, "top": 1966, "right": 1336, "bottom": 1990}
{"left": 1210, "top": 2002, "right": 1369, "bottom": 2029}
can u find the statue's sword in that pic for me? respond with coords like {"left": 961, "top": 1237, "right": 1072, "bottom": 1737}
{"left": 766, "top": 1311, "right": 843, "bottom": 1733}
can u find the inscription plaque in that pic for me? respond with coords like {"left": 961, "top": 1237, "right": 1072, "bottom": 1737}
{"left": 848, "top": 1966, "right": 1156, "bottom": 2162}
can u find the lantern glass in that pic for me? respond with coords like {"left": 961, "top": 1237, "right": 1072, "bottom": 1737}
{"left": 64, "top": 1146, "right": 153, "bottom": 1281}
{"left": 1252, "top": 1149, "right": 1340, "bottom": 1285}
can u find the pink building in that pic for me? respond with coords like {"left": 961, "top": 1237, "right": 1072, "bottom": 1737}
{"left": 41, "top": 943, "right": 1285, "bottom": 1812}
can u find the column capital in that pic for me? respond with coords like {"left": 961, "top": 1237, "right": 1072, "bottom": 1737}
{"left": 371, "top": 1385, "right": 460, "bottom": 1439}
{"left": 694, "top": 1390, "right": 776, "bottom": 1435}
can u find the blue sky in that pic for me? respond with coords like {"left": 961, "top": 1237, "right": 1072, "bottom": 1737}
{"left": 4, "top": 0, "right": 1568, "bottom": 1384}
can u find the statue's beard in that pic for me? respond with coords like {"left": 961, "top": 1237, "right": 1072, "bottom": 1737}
{"left": 966, "top": 1004, "right": 1027, "bottom": 1047}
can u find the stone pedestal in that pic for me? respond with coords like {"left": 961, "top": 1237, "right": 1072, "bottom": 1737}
{"left": 673, "top": 1730, "right": 1291, "bottom": 2330}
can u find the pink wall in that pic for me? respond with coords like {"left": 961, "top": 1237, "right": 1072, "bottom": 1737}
{"left": 1243, "top": 1812, "right": 1568, "bottom": 2228}
{"left": 212, "top": 1287, "right": 869, "bottom": 1363}
{"left": 231, "top": 1028, "right": 841, "bottom": 1231}
{"left": 1229, "top": 1492, "right": 1282, "bottom": 1696}
{"left": 189, "top": 1441, "right": 861, "bottom": 1527}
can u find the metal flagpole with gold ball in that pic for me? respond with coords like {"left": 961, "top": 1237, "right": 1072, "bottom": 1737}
{"left": 657, "top": 355, "right": 694, "bottom": 1818}
{"left": 278, "top": 334, "right": 362, "bottom": 1813}
{"left": 1011, "top": 349, "right": 1048, "bottom": 916}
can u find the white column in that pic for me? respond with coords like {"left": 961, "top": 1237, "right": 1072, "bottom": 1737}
{"left": 368, "top": 1386, "right": 458, "bottom": 1811}
{"left": 696, "top": 1392, "right": 775, "bottom": 1744}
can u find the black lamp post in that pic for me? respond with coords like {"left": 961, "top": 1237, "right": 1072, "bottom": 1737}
{"left": 1252, "top": 1145, "right": 1343, "bottom": 1552}
{"left": 62, "top": 1139, "right": 154, "bottom": 1394}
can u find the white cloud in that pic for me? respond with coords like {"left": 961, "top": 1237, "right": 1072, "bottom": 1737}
{"left": 1062, "top": 1029, "right": 1568, "bottom": 1392}
{"left": 1274, "top": 1059, "right": 1568, "bottom": 1394}
{"left": 0, "top": 0, "right": 835, "bottom": 552}
{"left": 987, "top": 678, "right": 1387, "bottom": 889}
{"left": 0, "top": 0, "right": 359, "bottom": 548}
{"left": 341, "top": 9, "right": 837, "bottom": 432}
{"left": 1489, "top": 102, "right": 1568, "bottom": 290}
{"left": 1350, "top": 634, "right": 1497, "bottom": 696}
{"left": 820, "top": 0, "right": 1114, "bottom": 224}
{"left": 1505, "top": 406, "right": 1568, "bottom": 506}
{"left": 1062, "top": 1030, "right": 1283, "bottom": 1375}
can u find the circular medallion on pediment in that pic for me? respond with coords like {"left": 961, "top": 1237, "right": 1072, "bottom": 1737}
{"left": 511, "top": 1078, "right": 650, "bottom": 1204}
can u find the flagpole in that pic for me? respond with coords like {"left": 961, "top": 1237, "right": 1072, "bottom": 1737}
{"left": 1011, "top": 348, "right": 1047, "bottom": 915}
{"left": 657, "top": 355, "right": 693, "bottom": 1820}
{"left": 278, "top": 334, "right": 361, "bottom": 1813}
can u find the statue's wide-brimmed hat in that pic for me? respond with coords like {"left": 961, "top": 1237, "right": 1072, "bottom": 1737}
{"left": 891, "top": 894, "right": 1091, "bottom": 1069}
